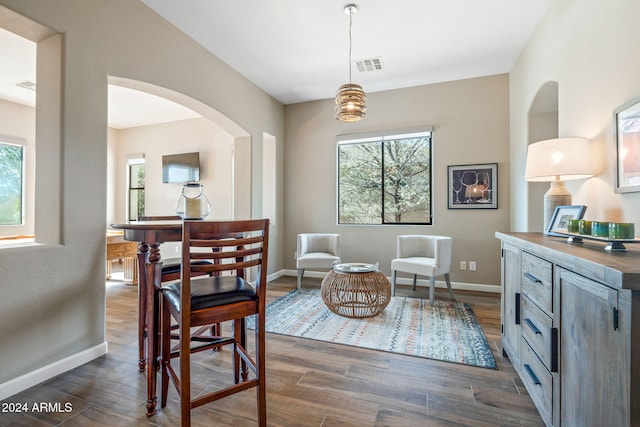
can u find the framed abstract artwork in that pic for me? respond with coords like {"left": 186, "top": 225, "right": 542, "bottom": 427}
{"left": 614, "top": 94, "right": 640, "bottom": 193}
{"left": 447, "top": 163, "right": 497, "bottom": 209}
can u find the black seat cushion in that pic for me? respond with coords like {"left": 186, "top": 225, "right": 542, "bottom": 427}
{"left": 162, "top": 275, "right": 257, "bottom": 312}
{"left": 161, "top": 259, "right": 212, "bottom": 275}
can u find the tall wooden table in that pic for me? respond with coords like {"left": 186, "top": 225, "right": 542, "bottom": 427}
{"left": 110, "top": 220, "right": 182, "bottom": 416}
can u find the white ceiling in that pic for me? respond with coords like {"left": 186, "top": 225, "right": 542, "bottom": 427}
{"left": 0, "top": 26, "right": 201, "bottom": 130}
{"left": 0, "top": 0, "right": 552, "bottom": 128}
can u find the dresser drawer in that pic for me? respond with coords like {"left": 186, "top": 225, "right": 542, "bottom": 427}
{"left": 521, "top": 295, "right": 556, "bottom": 371}
{"left": 521, "top": 339, "right": 553, "bottom": 424}
{"left": 521, "top": 251, "right": 553, "bottom": 314}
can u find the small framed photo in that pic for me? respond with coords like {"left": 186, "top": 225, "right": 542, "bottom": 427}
{"left": 614, "top": 94, "right": 640, "bottom": 193}
{"left": 448, "top": 163, "right": 497, "bottom": 209}
{"left": 546, "top": 205, "right": 587, "bottom": 235}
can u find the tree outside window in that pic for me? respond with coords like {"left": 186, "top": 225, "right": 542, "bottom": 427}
{"left": 128, "top": 160, "right": 145, "bottom": 221}
{"left": 338, "top": 131, "right": 432, "bottom": 224}
{"left": 0, "top": 143, "right": 24, "bottom": 225}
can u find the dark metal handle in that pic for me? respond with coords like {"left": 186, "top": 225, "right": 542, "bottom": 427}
{"left": 551, "top": 327, "right": 558, "bottom": 373}
{"left": 524, "top": 364, "right": 541, "bottom": 385}
{"left": 524, "top": 272, "right": 541, "bottom": 283}
{"left": 613, "top": 307, "right": 619, "bottom": 331}
{"left": 515, "top": 293, "right": 521, "bottom": 325}
{"left": 525, "top": 318, "right": 541, "bottom": 335}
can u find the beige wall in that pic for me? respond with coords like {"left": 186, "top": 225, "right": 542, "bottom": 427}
{"left": 510, "top": 0, "right": 640, "bottom": 231}
{"left": 284, "top": 74, "right": 511, "bottom": 289}
{"left": 0, "top": 0, "right": 284, "bottom": 394}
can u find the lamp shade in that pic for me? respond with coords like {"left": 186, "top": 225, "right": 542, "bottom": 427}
{"left": 335, "top": 83, "right": 367, "bottom": 122}
{"left": 524, "top": 137, "right": 593, "bottom": 182}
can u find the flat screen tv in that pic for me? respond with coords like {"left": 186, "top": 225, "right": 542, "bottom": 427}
{"left": 162, "top": 152, "right": 200, "bottom": 183}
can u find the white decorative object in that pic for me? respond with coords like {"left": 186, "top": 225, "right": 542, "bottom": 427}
{"left": 176, "top": 183, "right": 211, "bottom": 220}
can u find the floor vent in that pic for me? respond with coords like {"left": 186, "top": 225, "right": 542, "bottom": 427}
{"left": 16, "top": 81, "right": 36, "bottom": 91}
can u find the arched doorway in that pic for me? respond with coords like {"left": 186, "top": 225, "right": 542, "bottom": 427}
{"left": 107, "top": 77, "right": 252, "bottom": 217}
{"left": 527, "top": 81, "right": 559, "bottom": 231}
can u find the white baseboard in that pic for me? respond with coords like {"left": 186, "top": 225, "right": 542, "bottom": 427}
{"left": 276, "top": 269, "right": 500, "bottom": 294}
{"left": 0, "top": 342, "right": 108, "bottom": 401}
{"left": 266, "top": 269, "right": 286, "bottom": 283}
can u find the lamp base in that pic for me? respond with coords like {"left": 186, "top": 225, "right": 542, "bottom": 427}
{"left": 544, "top": 181, "right": 572, "bottom": 231}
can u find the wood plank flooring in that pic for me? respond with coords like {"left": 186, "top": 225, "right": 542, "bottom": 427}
{"left": 1, "top": 273, "right": 544, "bottom": 426}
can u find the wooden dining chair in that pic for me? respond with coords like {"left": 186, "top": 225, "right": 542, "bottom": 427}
{"left": 159, "top": 219, "right": 269, "bottom": 426}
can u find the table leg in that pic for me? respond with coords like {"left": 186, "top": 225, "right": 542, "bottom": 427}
{"left": 145, "top": 244, "right": 163, "bottom": 417}
{"left": 136, "top": 243, "right": 149, "bottom": 373}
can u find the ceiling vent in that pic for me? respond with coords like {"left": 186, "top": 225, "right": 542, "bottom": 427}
{"left": 16, "top": 81, "right": 36, "bottom": 91}
{"left": 355, "top": 57, "right": 383, "bottom": 73}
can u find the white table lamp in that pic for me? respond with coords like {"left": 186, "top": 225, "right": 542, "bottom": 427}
{"left": 525, "top": 137, "right": 593, "bottom": 229}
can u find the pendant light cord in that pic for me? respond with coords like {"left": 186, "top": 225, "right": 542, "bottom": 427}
{"left": 348, "top": 9, "right": 353, "bottom": 84}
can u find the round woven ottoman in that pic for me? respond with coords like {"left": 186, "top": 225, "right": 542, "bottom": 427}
{"left": 321, "top": 263, "right": 391, "bottom": 318}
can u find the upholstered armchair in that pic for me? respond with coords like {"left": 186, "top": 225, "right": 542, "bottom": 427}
{"left": 390, "top": 235, "right": 455, "bottom": 305}
{"left": 296, "top": 233, "right": 341, "bottom": 289}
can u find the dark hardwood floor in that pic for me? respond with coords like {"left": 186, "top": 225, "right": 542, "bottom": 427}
{"left": 1, "top": 270, "right": 544, "bottom": 426}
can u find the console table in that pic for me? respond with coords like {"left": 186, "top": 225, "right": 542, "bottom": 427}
{"left": 496, "top": 232, "right": 640, "bottom": 427}
{"left": 106, "top": 230, "right": 138, "bottom": 284}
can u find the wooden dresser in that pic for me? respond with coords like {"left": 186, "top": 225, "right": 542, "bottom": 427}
{"left": 496, "top": 232, "right": 640, "bottom": 427}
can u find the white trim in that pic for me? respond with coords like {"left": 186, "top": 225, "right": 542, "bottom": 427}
{"left": 266, "top": 269, "right": 286, "bottom": 283}
{"left": 275, "top": 269, "right": 501, "bottom": 294}
{"left": 0, "top": 342, "right": 108, "bottom": 400}
{"left": 337, "top": 126, "right": 433, "bottom": 143}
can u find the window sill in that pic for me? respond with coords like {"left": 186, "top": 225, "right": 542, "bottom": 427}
{"left": 0, "top": 235, "right": 36, "bottom": 249}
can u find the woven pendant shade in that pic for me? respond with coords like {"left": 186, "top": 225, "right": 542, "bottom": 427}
{"left": 335, "top": 83, "right": 367, "bottom": 122}
{"left": 334, "top": 3, "right": 366, "bottom": 122}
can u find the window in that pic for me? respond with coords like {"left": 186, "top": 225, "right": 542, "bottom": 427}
{"left": 127, "top": 158, "right": 145, "bottom": 221}
{"left": 338, "top": 129, "right": 432, "bottom": 225}
{"left": 0, "top": 142, "right": 24, "bottom": 225}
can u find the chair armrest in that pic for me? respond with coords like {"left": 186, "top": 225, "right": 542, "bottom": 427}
{"left": 434, "top": 238, "right": 452, "bottom": 274}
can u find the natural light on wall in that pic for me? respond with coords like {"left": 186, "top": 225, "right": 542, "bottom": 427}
{"left": 262, "top": 133, "right": 276, "bottom": 224}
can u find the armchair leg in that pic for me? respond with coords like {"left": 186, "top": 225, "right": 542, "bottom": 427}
{"left": 297, "top": 269, "right": 304, "bottom": 290}
{"left": 444, "top": 273, "right": 455, "bottom": 301}
{"left": 391, "top": 270, "right": 396, "bottom": 296}
{"left": 429, "top": 276, "right": 435, "bottom": 305}
{"left": 412, "top": 274, "right": 417, "bottom": 291}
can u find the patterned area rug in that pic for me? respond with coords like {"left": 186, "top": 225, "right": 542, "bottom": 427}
{"left": 250, "top": 288, "right": 497, "bottom": 369}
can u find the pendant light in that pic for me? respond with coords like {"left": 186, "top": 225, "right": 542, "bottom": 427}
{"left": 335, "top": 3, "right": 366, "bottom": 122}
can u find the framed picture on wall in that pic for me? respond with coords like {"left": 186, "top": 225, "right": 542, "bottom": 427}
{"left": 447, "top": 163, "right": 497, "bottom": 209}
{"left": 614, "top": 94, "right": 640, "bottom": 193}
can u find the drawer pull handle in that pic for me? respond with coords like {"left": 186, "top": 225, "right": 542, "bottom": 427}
{"left": 551, "top": 327, "right": 558, "bottom": 373}
{"left": 524, "top": 272, "right": 541, "bottom": 283}
{"left": 525, "top": 318, "right": 542, "bottom": 335}
{"left": 524, "top": 364, "right": 542, "bottom": 386}
{"left": 515, "top": 293, "right": 521, "bottom": 325}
